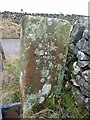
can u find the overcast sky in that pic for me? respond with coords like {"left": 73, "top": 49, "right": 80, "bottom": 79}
{"left": 0, "top": 0, "right": 89, "bottom": 15}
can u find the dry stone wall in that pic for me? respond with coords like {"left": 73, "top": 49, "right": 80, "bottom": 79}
{"left": 66, "top": 16, "right": 90, "bottom": 111}
{"left": 0, "top": 11, "right": 88, "bottom": 24}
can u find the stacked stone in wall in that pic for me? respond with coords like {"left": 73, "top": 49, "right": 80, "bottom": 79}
{"left": 66, "top": 16, "right": 90, "bottom": 111}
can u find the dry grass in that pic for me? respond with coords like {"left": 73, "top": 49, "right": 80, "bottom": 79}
{"left": 0, "top": 19, "right": 20, "bottom": 39}
{"left": 0, "top": 59, "right": 20, "bottom": 105}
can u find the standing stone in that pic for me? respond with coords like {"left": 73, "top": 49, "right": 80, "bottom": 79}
{"left": 20, "top": 15, "right": 71, "bottom": 117}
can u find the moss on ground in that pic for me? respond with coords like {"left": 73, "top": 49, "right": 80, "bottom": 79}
{"left": 60, "top": 88, "right": 89, "bottom": 119}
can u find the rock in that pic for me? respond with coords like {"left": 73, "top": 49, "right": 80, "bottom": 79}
{"left": 67, "top": 17, "right": 90, "bottom": 111}
{"left": 77, "top": 51, "right": 90, "bottom": 61}
{"left": 72, "top": 86, "right": 86, "bottom": 105}
{"left": 20, "top": 15, "right": 71, "bottom": 117}
{"left": 69, "top": 43, "right": 78, "bottom": 55}
{"left": 72, "top": 62, "right": 80, "bottom": 75}
{"left": 83, "top": 29, "right": 89, "bottom": 40}
{"left": 82, "top": 70, "right": 90, "bottom": 84}
{"left": 85, "top": 98, "right": 90, "bottom": 111}
{"left": 70, "top": 22, "right": 85, "bottom": 44}
{"left": 72, "top": 85, "right": 90, "bottom": 110}
{"left": 78, "top": 59, "right": 90, "bottom": 68}
{"left": 76, "top": 37, "right": 90, "bottom": 54}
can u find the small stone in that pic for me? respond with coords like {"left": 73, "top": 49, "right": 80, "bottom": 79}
{"left": 71, "top": 22, "right": 85, "bottom": 44}
{"left": 76, "top": 37, "right": 89, "bottom": 55}
{"left": 77, "top": 78, "right": 89, "bottom": 89}
{"left": 83, "top": 29, "right": 88, "bottom": 40}
{"left": 78, "top": 59, "right": 90, "bottom": 68}
{"left": 70, "top": 79, "right": 79, "bottom": 87}
{"left": 85, "top": 98, "right": 88, "bottom": 103}
{"left": 69, "top": 43, "right": 78, "bottom": 55}
{"left": 70, "top": 22, "right": 80, "bottom": 39}
{"left": 76, "top": 75, "right": 81, "bottom": 79}
{"left": 65, "top": 81, "right": 72, "bottom": 90}
{"left": 85, "top": 98, "right": 90, "bottom": 111}
{"left": 82, "top": 70, "right": 90, "bottom": 84}
{"left": 72, "top": 86, "right": 85, "bottom": 105}
{"left": 73, "top": 62, "right": 80, "bottom": 75}
{"left": 77, "top": 51, "right": 90, "bottom": 61}
{"left": 80, "top": 86, "right": 90, "bottom": 97}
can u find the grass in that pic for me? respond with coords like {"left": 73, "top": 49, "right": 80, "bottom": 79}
{"left": 60, "top": 88, "right": 88, "bottom": 119}
{"left": 23, "top": 84, "right": 89, "bottom": 119}
{"left": 1, "top": 59, "right": 20, "bottom": 105}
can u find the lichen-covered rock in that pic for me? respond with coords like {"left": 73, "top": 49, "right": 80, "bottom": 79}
{"left": 20, "top": 15, "right": 71, "bottom": 117}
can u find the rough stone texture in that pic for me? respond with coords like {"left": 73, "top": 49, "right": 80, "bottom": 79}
{"left": 20, "top": 15, "right": 71, "bottom": 117}
{"left": 66, "top": 17, "right": 90, "bottom": 111}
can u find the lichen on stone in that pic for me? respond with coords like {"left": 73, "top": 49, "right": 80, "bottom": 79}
{"left": 20, "top": 15, "right": 71, "bottom": 116}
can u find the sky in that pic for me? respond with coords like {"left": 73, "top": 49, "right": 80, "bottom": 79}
{"left": 0, "top": 0, "right": 89, "bottom": 15}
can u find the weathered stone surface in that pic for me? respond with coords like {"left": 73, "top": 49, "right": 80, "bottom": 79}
{"left": 82, "top": 70, "right": 90, "bottom": 83}
{"left": 20, "top": 16, "right": 71, "bottom": 117}
{"left": 67, "top": 17, "right": 90, "bottom": 111}
{"left": 70, "top": 21, "right": 85, "bottom": 44}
